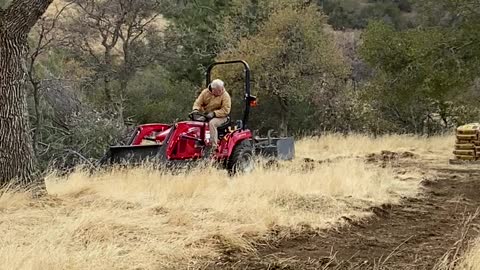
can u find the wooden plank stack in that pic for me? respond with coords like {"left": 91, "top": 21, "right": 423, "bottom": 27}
{"left": 453, "top": 123, "right": 480, "bottom": 161}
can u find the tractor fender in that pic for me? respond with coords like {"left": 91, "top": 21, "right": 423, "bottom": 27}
{"left": 225, "top": 130, "right": 253, "bottom": 157}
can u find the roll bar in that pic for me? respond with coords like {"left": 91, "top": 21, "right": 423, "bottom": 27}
{"left": 206, "top": 60, "right": 256, "bottom": 130}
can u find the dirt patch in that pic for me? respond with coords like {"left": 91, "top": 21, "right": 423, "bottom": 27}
{"left": 366, "top": 150, "right": 417, "bottom": 163}
{"left": 295, "top": 151, "right": 417, "bottom": 172}
{"left": 208, "top": 161, "right": 480, "bottom": 270}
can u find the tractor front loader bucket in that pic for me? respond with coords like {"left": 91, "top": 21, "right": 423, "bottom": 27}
{"left": 100, "top": 144, "right": 167, "bottom": 166}
{"left": 98, "top": 125, "right": 176, "bottom": 167}
{"left": 254, "top": 130, "right": 295, "bottom": 160}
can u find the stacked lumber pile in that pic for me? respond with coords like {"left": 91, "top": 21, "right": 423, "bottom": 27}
{"left": 453, "top": 123, "right": 480, "bottom": 161}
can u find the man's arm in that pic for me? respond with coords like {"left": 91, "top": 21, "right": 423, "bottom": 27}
{"left": 193, "top": 89, "right": 207, "bottom": 111}
{"left": 213, "top": 93, "right": 231, "bottom": 118}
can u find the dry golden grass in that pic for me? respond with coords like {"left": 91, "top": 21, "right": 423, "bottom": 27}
{"left": 296, "top": 133, "right": 454, "bottom": 160}
{"left": 0, "top": 134, "right": 453, "bottom": 269}
{"left": 455, "top": 239, "right": 480, "bottom": 270}
{"left": 433, "top": 210, "right": 480, "bottom": 270}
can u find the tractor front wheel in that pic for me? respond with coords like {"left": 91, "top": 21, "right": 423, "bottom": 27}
{"left": 227, "top": 140, "right": 255, "bottom": 176}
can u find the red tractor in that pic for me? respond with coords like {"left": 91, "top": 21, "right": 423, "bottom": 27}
{"left": 100, "top": 60, "right": 294, "bottom": 175}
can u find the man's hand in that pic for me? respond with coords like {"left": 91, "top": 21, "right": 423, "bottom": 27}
{"left": 206, "top": 112, "right": 215, "bottom": 119}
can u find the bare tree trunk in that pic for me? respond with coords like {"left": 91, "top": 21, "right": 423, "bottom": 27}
{"left": 117, "top": 78, "right": 128, "bottom": 124}
{"left": 103, "top": 48, "right": 113, "bottom": 104}
{"left": 0, "top": 0, "right": 53, "bottom": 189}
{"left": 277, "top": 96, "right": 289, "bottom": 137}
{"left": 279, "top": 111, "right": 288, "bottom": 137}
{"left": 27, "top": 4, "right": 71, "bottom": 155}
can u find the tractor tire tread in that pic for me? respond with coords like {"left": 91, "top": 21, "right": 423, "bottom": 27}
{"left": 227, "top": 139, "right": 254, "bottom": 176}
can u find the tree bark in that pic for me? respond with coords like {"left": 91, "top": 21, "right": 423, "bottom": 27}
{"left": 0, "top": 0, "right": 53, "bottom": 189}
{"left": 31, "top": 78, "right": 41, "bottom": 156}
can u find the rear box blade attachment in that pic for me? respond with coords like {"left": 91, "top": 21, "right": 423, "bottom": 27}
{"left": 254, "top": 137, "right": 295, "bottom": 160}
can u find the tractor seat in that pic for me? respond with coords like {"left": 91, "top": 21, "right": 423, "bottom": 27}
{"left": 216, "top": 117, "right": 231, "bottom": 139}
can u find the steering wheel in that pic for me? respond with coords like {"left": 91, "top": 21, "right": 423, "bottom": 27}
{"left": 189, "top": 111, "right": 208, "bottom": 122}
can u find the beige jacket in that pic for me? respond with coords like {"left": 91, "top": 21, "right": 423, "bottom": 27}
{"left": 192, "top": 88, "right": 231, "bottom": 118}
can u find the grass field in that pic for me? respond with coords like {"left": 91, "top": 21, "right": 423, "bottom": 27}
{"left": 456, "top": 240, "right": 480, "bottom": 270}
{"left": 0, "top": 134, "right": 455, "bottom": 269}
{"left": 434, "top": 210, "right": 480, "bottom": 270}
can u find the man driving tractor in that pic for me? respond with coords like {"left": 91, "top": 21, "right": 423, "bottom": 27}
{"left": 191, "top": 79, "right": 231, "bottom": 152}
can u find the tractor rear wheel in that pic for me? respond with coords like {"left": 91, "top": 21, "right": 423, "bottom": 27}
{"left": 227, "top": 140, "right": 255, "bottom": 176}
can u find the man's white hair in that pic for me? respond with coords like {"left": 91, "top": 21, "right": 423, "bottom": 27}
{"left": 211, "top": 79, "right": 225, "bottom": 90}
